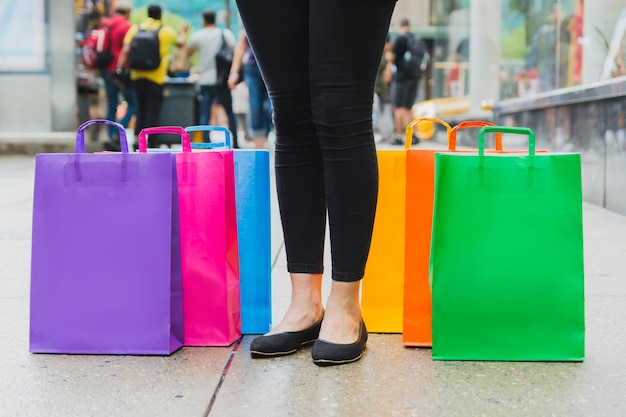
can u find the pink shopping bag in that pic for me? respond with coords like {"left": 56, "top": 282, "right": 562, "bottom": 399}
{"left": 139, "top": 126, "right": 241, "bottom": 346}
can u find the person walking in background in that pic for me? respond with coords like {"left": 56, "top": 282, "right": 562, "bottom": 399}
{"left": 100, "top": 0, "right": 135, "bottom": 151}
{"left": 228, "top": 30, "right": 272, "bottom": 150}
{"left": 525, "top": 4, "right": 559, "bottom": 92}
{"left": 187, "top": 10, "right": 239, "bottom": 148}
{"left": 236, "top": 0, "right": 396, "bottom": 366}
{"left": 446, "top": 37, "right": 469, "bottom": 97}
{"left": 230, "top": 80, "right": 249, "bottom": 142}
{"left": 116, "top": 4, "right": 188, "bottom": 148}
{"left": 390, "top": 18, "right": 422, "bottom": 146}
{"left": 373, "top": 34, "right": 394, "bottom": 143}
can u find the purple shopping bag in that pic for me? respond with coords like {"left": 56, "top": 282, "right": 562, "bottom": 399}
{"left": 139, "top": 126, "right": 241, "bottom": 346}
{"left": 29, "top": 119, "right": 184, "bottom": 355}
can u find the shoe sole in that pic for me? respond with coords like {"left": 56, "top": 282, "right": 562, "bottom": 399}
{"left": 312, "top": 352, "right": 364, "bottom": 367}
{"left": 250, "top": 348, "right": 297, "bottom": 358}
{"left": 250, "top": 338, "right": 317, "bottom": 359}
{"left": 312, "top": 343, "right": 367, "bottom": 367}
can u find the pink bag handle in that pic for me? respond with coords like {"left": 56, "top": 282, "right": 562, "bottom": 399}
{"left": 76, "top": 119, "right": 128, "bottom": 153}
{"left": 137, "top": 126, "right": 191, "bottom": 153}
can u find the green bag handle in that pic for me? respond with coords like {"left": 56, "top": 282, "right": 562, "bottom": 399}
{"left": 478, "top": 126, "right": 535, "bottom": 156}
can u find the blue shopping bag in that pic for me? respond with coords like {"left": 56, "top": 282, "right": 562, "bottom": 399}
{"left": 188, "top": 126, "right": 272, "bottom": 334}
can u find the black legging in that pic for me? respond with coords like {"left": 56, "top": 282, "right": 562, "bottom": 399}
{"left": 236, "top": 0, "right": 396, "bottom": 282}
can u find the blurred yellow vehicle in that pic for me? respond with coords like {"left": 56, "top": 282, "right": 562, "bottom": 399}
{"left": 411, "top": 96, "right": 470, "bottom": 140}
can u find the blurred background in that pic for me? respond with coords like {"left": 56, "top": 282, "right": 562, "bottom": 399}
{"left": 1, "top": 0, "right": 625, "bottom": 214}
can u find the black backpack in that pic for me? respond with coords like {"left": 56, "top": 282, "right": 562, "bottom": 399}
{"left": 128, "top": 25, "right": 162, "bottom": 70}
{"left": 403, "top": 34, "right": 429, "bottom": 79}
{"left": 215, "top": 30, "right": 233, "bottom": 85}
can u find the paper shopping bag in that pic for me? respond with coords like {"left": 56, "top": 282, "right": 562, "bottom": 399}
{"left": 430, "top": 126, "right": 585, "bottom": 361}
{"left": 29, "top": 119, "right": 184, "bottom": 355}
{"left": 139, "top": 126, "right": 242, "bottom": 346}
{"left": 402, "top": 119, "right": 505, "bottom": 347}
{"left": 360, "top": 146, "right": 409, "bottom": 333}
{"left": 362, "top": 118, "right": 477, "bottom": 333}
{"left": 402, "top": 118, "right": 452, "bottom": 346}
{"left": 189, "top": 126, "right": 271, "bottom": 335}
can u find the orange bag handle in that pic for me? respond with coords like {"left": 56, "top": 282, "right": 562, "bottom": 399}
{"left": 405, "top": 117, "right": 452, "bottom": 150}
{"left": 450, "top": 121, "right": 503, "bottom": 151}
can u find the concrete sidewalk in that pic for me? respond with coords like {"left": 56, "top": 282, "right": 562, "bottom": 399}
{"left": 0, "top": 132, "right": 104, "bottom": 156}
{"left": 1, "top": 139, "right": 625, "bottom": 416}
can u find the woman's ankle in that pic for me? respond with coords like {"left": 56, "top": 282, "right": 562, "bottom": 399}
{"left": 318, "top": 280, "right": 362, "bottom": 343}
{"left": 268, "top": 273, "right": 323, "bottom": 334}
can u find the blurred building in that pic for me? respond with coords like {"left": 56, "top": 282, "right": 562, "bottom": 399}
{"left": 2, "top": 0, "right": 625, "bottom": 125}
{"left": 393, "top": 0, "right": 626, "bottom": 215}
{"left": 390, "top": 0, "right": 625, "bottom": 108}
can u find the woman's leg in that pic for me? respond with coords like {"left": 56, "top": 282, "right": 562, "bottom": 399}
{"left": 237, "top": 0, "right": 395, "bottom": 342}
{"left": 309, "top": 0, "right": 395, "bottom": 281}
{"left": 237, "top": 0, "right": 324, "bottom": 333}
{"left": 309, "top": 0, "right": 396, "bottom": 343}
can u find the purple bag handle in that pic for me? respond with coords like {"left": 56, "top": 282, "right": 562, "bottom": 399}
{"left": 185, "top": 125, "right": 232, "bottom": 150}
{"left": 76, "top": 119, "right": 128, "bottom": 153}
{"left": 137, "top": 126, "right": 192, "bottom": 153}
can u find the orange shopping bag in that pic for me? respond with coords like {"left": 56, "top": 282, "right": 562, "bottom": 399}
{"left": 403, "top": 119, "right": 503, "bottom": 346}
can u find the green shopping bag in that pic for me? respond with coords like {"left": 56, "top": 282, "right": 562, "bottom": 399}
{"left": 430, "top": 126, "right": 584, "bottom": 361}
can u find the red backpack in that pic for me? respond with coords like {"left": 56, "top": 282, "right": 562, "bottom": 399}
{"left": 82, "top": 25, "right": 114, "bottom": 69}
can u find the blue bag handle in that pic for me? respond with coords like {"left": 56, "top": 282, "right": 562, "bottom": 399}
{"left": 184, "top": 125, "right": 232, "bottom": 150}
{"left": 76, "top": 119, "right": 128, "bottom": 153}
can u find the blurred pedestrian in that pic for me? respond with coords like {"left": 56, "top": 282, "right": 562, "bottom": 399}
{"left": 116, "top": 4, "right": 188, "bottom": 148}
{"left": 187, "top": 10, "right": 239, "bottom": 147}
{"left": 526, "top": 4, "right": 559, "bottom": 92}
{"left": 236, "top": 0, "right": 397, "bottom": 366}
{"left": 374, "top": 35, "right": 394, "bottom": 143}
{"left": 446, "top": 37, "right": 468, "bottom": 97}
{"left": 390, "top": 18, "right": 425, "bottom": 145}
{"left": 100, "top": 0, "right": 136, "bottom": 151}
{"left": 228, "top": 30, "right": 272, "bottom": 149}
{"left": 231, "top": 81, "right": 249, "bottom": 141}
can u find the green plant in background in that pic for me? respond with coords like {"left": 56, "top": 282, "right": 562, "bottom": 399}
{"left": 594, "top": 26, "right": 610, "bottom": 53}
{"left": 508, "top": 0, "right": 529, "bottom": 13}
{"left": 502, "top": 24, "right": 529, "bottom": 59}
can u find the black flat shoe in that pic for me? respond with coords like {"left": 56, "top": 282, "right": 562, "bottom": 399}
{"left": 250, "top": 314, "right": 324, "bottom": 358}
{"left": 311, "top": 319, "right": 368, "bottom": 367}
